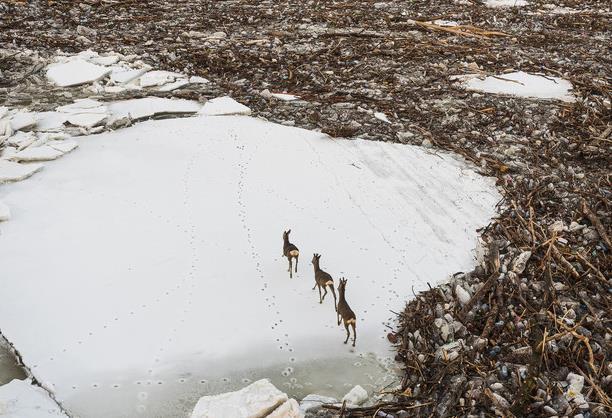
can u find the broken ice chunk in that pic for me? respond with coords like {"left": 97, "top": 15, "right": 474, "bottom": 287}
{"left": 374, "top": 112, "right": 391, "bottom": 123}
{"left": 138, "top": 70, "right": 184, "bottom": 88}
{"left": 0, "top": 160, "right": 43, "bottom": 183}
{"left": 46, "top": 59, "right": 112, "bottom": 87}
{"left": 10, "top": 112, "right": 38, "bottom": 131}
{"left": 10, "top": 145, "right": 64, "bottom": 162}
{"left": 109, "top": 67, "right": 148, "bottom": 85}
{"left": 189, "top": 75, "right": 210, "bottom": 84}
{"left": 108, "top": 97, "right": 201, "bottom": 122}
{"left": 65, "top": 113, "right": 108, "bottom": 129}
{"left": 47, "top": 139, "right": 79, "bottom": 154}
{"left": 199, "top": 96, "right": 251, "bottom": 116}
{"left": 190, "top": 379, "right": 288, "bottom": 418}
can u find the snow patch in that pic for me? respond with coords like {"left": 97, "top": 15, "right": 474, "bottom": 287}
{"left": 0, "top": 200, "right": 10, "bottom": 221}
{"left": 452, "top": 71, "right": 575, "bottom": 102}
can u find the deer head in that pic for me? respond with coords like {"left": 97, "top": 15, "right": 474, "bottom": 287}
{"left": 283, "top": 229, "right": 291, "bottom": 241}
{"left": 311, "top": 253, "right": 321, "bottom": 267}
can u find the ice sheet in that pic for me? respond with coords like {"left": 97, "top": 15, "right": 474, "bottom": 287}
{"left": 0, "top": 116, "right": 499, "bottom": 417}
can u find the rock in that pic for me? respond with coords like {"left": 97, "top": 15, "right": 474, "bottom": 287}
{"left": 190, "top": 379, "right": 288, "bottom": 418}
{"left": 299, "top": 394, "right": 337, "bottom": 414}
{"left": 490, "top": 382, "right": 504, "bottom": 391}
{"left": 548, "top": 220, "right": 567, "bottom": 233}
{"left": 342, "top": 385, "right": 368, "bottom": 406}
{"left": 565, "top": 373, "right": 584, "bottom": 400}
{"left": 0, "top": 200, "right": 10, "bottom": 221}
{"left": 0, "top": 378, "right": 69, "bottom": 417}
{"left": 455, "top": 284, "right": 471, "bottom": 306}
{"left": 76, "top": 25, "right": 97, "bottom": 37}
{"left": 268, "top": 398, "right": 303, "bottom": 417}
{"left": 512, "top": 251, "right": 532, "bottom": 274}
{"left": 490, "top": 392, "right": 510, "bottom": 409}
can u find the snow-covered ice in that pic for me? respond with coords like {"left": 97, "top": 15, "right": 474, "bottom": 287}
{"left": 0, "top": 161, "right": 43, "bottom": 183}
{"left": 0, "top": 379, "right": 68, "bottom": 418}
{"left": 452, "top": 71, "right": 575, "bottom": 102}
{"left": 200, "top": 96, "right": 251, "bottom": 116}
{"left": 0, "top": 115, "right": 499, "bottom": 416}
{"left": 9, "top": 112, "right": 38, "bottom": 131}
{"left": 9, "top": 146, "right": 64, "bottom": 162}
{"left": 138, "top": 70, "right": 184, "bottom": 88}
{"left": 0, "top": 200, "right": 10, "bottom": 221}
{"left": 46, "top": 59, "right": 112, "bottom": 87}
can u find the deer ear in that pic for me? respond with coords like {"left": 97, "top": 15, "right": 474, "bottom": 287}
{"left": 287, "top": 229, "right": 291, "bottom": 233}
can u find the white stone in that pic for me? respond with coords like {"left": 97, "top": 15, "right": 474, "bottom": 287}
{"left": 199, "top": 96, "right": 251, "bottom": 116}
{"left": 10, "top": 146, "right": 64, "bottom": 162}
{"left": 46, "top": 59, "right": 112, "bottom": 87}
{"left": 342, "top": 385, "right": 368, "bottom": 406}
{"left": 0, "top": 160, "right": 43, "bottom": 183}
{"left": 431, "top": 19, "right": 459, "bottom": 27}
{"left": 190, "top": 379, "right": 287, "bottom": 418}
{"left": 0, "top": 379, "right": 68, "bottom": 418}
{"left": 565, "top": 373, "right": 584, "bottom": 400}
{"left": 299, "top": 394, "right": 338, "bottom": 414}
{"left": 549, "top": 220, "right": 566, "bottom": 233}
{"left": 512, "top": 251, "right": 532, "bottom": 274}
{"left": 0, "top": 200, "right": 10, "bottom": 221}
{"left": 268, "top": 399, "right": 303, "bottom": 418}
{"left": 455, "top": 284, "right": 471, "bottom": 306}
{"left": 10, "top": 112, "right": 38, "bottom": 131}
{"left": 260, "top": 89, "right": 299, "bottom": 101}
{"left": 108, "top": 97, "right": 201, "bottom": 121}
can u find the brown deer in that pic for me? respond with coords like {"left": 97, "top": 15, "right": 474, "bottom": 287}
{"left": 311, "top": 254, "right": 337, "bottom": 310}
{"left": 337, "top": 278, "right": 357, "bottom": 347}
{"left": 282, "top": 229, "right": 299, "bottom": 278}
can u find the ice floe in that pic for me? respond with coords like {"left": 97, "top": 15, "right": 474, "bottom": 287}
{"left": 199, "top": 96, "right": 251, "bottom": 116}
{"left": 0, "top": 379, "right": 67, "bottom": 418}
{"left": 9, "top": 146, "right": 64, "bottom": 162}
{"left": 0, "top": 114, "right": 499, "bottom": 416}
{"left": 484, "top": 0, "right": 528, "bottom": 7}
{"left": 0, "top": 161, "right": 43, "bottom": 183}
{"left": 260, "top": 89, "right": 300, "bottom": 101}
{"left": 46, "top": 59, "right": 112, "bottom": 87}
{"left": 452, "top": 71, "right": 575, "bottom": 102}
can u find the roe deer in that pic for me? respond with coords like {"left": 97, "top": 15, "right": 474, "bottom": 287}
{"left": 311, "top": 253, "right": 337, "bottom": 310}
{"left": 282, "top": 229, "right": 299, "bottom": 278}
{"left": 337, "top": 278, "right": 356, "bottom": 347}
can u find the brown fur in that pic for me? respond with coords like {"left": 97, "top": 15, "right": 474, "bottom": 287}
{"left": 311, "top": 253, "right": 337, "bottom": 310}
{"left": 337, "top": 278, "right": 357, "bottom": 347}
{"left": 282, "top": 230, "right": 299, "bottom": 278}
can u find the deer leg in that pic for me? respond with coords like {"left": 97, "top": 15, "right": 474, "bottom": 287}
{"left": 312, "top": 282, "right": 317, "bottom": 291}
{"left": 318, "top": 285, "right": 322, "bottom": 303}
{"left": 321, "top": 286, "right": 328, "bottom": 302}
{"left": 344, "top": 322, "right": 350, "bottom": 344}
{"left": 295, "top": 256, "right": 298, "bottom": 273}
{"left": 330, "top": 285, "right": 338, "bottom": 312}
{"left": 351, "top": 322, "right": 356, "bottom": 347}
{"left": 337, "top": 312, "right": 341, "bottom": 326}
{"left": 288, "top": 257, "right": 293, "bottom": 278}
